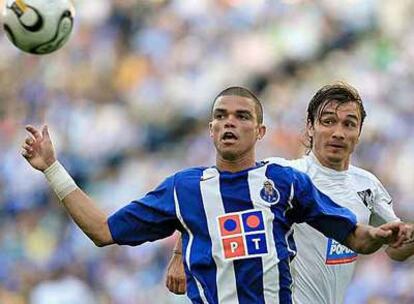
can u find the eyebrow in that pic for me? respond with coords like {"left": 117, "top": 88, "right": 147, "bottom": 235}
{"left": 320, "top": 110, "right": 359, "bottom": 121}
{"left": 213, "top": 109, "right": 254, "bottom": 116}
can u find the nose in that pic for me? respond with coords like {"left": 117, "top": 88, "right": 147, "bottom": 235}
{"left": 224, "top": 115, "right": 236, "bottom": 128}
{"left": 331, "top": 124, "right": 345, "bottom": 140}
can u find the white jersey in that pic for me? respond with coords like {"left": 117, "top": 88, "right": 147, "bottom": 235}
{"left": 266, "top": 153, "right": 399, "bottom": 304}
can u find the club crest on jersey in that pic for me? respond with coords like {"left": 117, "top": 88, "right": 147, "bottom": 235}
{"left": 260, "top": 179, "right": 280, "bottom": 204}
{"left": 218, "top": 210, "right": 268, "bottom": 260}
{"left": 325, "top": 238, "right": 357, "bottom": 265}
{"left": 357, "top": 189, "right": 374, "bottom": 211}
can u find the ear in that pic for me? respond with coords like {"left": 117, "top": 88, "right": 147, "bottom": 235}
{"left": 209, "top": 121, "right": 213, "bottom": 138}
{"left": 257, "top": 124, "right": 266, "bottom": 140}
{"left": 306, "top": 120, "right": 314, "bottom": 138}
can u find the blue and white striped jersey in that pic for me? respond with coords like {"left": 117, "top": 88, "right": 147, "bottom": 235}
{"left": 108, "top": 161, "right": 357, "bottom": 304}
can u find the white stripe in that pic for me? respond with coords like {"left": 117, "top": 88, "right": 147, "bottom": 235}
{"left": 200, "top": 168, "right": 239, "bottom": 304}
{"left": 285, "top": 184, "right": 296, "bottom": 256}
{"left": 284, "top": 184, "right": 295, "bottom": 216}
{"left": 248, "top": 165, "right": 280, "bottom": 304}
{"left": 174, "top": 188, "right": 208, "bottom": 303}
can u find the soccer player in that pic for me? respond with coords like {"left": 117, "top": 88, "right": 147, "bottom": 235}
{"left": 165, "top": 83, "right": 414, "bottom": 303}
{"left": 21, "top": 86, "right": 408, "bottom": 304}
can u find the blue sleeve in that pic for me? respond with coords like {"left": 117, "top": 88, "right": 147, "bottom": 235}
{"left": 288, "top": 171, "right": 357, "bottom": 243}
{"left": 107, "top": 175, "right": 179, "bottom": 246}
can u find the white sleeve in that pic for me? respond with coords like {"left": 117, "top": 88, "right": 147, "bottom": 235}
{"left": 370, "top": 177, "right": 400, "bottom": 226}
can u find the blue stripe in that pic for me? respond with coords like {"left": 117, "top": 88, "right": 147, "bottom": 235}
{"left": 265, "top": 165, "right": 294, "bottom": 304}
{"left": 219, "top": 171, "right": 265, "bottom": 304}
{"left": 182, "top": 233, "right": 204, "bottom": 303}
{"left": 175, "top": 170, "right": 218, "bottom": 303}
{"left": 277, "top": 258, "right": 293, "bottom": 303}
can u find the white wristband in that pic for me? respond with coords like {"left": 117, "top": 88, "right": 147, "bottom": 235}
{"left": 44, "top": 161, "right": 78, "bottom": 201}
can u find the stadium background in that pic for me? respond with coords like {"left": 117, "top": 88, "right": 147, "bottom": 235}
{"left": 0, "top": 0, "right": 414, "bottom": 303}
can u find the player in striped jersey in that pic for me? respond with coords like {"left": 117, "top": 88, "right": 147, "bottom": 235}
{"left": 21, "top": 86, "right": 409, "bottom": 304}
{"left": 166, "top": 83, "right": 414, "bottom": 303}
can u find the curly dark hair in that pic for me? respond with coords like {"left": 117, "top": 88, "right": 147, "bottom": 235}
{"left": 305, "top": 82, "right": 367, "bottom": 152}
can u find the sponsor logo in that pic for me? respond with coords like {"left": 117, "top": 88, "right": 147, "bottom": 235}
{"left": 218, "top": 210, "right": 268, "bottom": 260}
{"left": 260, "top": 179, "right": 280, "bottom": 204}
{"left": 325, "top": 238, "right": 357, "bottom": 265}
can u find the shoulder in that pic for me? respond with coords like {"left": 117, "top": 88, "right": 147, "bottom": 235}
{"left": 265, "top": 156, "right": 294, "bottom": 167}
{"left": 265, "top": 156, "right": 308, "bottom": 172}
{"left": 264, "top": 158, "right": 310, "bottom": 182}
{"left": 348, "top": 165, "right": 383, "bottom": 186}
{"left": 173, "top": 166, "right": 207, "bottom": 182}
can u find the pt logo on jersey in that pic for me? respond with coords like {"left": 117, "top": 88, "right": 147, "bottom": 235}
{"left": 218, "top": 210, "right": 268, "bottom": 259}
{"left": 325, "top": 238, "right": 357, "bottom": 265}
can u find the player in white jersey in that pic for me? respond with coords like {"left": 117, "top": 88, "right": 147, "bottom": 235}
{"left": 268, "top": 154, "right": 398, "bottom": 304}
{"left": 166, "top": 83, "right": 414, "bottom": 302}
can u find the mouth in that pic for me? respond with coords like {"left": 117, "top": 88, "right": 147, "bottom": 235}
{"left": 327, "top": 143, "right": 346, "bottom": 149}
{"left": 221, "top": 131, "right": 238, "bottom": 142}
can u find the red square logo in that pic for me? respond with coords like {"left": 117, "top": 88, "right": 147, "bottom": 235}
{"left": 218, "top": 214, "right": 242, "bottom": 237}
{"left": 222, "top": 236, "right": 245, "bottom": 259}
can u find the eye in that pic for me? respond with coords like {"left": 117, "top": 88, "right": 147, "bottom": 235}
{"left": 238, "top": 113, "right": 251, "bottom": 120}
{"left": 214, "top": 113, "right": 224, "bottom": 119}
{"left": 345, "top": 121, "right": 358, "bottom": 128}
{"left": 321, "top": 118, "right": 335, "bottom": 126}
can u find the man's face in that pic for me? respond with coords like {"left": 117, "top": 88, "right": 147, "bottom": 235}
{"left": 209, "top": 95, "right": 266, "bottom": 161}
{"left": 308, "top": 101, "right": 362, "bottom": 170}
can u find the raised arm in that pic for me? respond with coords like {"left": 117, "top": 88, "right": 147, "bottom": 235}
{"left": 166, "top": 235, "right": 186, "bottom": 294}
{"left": 21, "top": 125, "right": 113, "bottom": 247}
{"left": 343, "top": 221, "right": 407, "bottom": 254}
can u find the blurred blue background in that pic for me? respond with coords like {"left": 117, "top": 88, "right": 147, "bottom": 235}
{"left": 0, "top": 0, "right": 413, "bottom": 303}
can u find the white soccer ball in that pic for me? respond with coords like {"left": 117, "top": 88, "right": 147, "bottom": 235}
{"left": 2, "top": 0, "right": 75, "bottom": 54}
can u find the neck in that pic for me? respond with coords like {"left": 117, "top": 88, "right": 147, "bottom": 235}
{"left": 216, "top": 154, "right": 256, "bottom": 173}
{"left": 312, "top": 151, "right": 350, "bottom": 171}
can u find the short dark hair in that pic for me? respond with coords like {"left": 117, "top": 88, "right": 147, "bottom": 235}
{"left": 212, "top": 86, "right": 264, "bottom": 124}
{"left": 305, "top": 82, "right": 367, "bottom": 151}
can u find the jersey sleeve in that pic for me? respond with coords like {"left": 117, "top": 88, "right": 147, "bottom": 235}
{"left": 369, "top": 177, "right": 400, "bottom": 226}
{"left": 107, "top": 175, "right": 179, "bottom": 246}
{"left": 288, "top": 170, "right": 357, "bottom": 243}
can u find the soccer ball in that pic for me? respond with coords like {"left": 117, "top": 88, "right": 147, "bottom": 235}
{"left": 2, "top": 0, "right": 75, "bottom": 54}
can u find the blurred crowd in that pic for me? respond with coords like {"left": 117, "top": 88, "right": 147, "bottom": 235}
{"left": 0, "top": 0, "right": 414, "bottom": 303}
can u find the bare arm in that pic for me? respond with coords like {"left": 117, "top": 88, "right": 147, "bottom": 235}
{"left": 385, "top": 223, "right": 414, "bottom": 261}
{"left": 21, "top": 125, "right": 114, "bottom": 247}
{"left": 386, "top": 243, "right": 414, "bottom": 261}
{"left": 166, "top": 235, "right": 186, "bottom": 294}
{"left": 343, "top": 222, "right": 407, "bottom": 254}
{"left": 60, "top": 189, "right": 113, "bottom": 246}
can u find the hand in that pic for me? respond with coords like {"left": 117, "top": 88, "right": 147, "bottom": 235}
{"left": 374, "top": 222, "right": 408, "bottom": 248}
{"left": 165, "top": 251, "right": 186, "bottom": 295}
{"left": 402, "top": 223, "right": 414, "bottom": 245}
{"left": 21, "top": 125, "right": 56, "bottom": 172}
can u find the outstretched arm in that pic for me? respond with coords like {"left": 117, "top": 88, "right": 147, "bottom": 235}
{"left": 166, "top": 235, "right": 186, "bottom": 294}
{"left": 21, "top": 125, "right": 113, "bottom": 247}
{"left": 344, "top": 222, "right": 407, "bottom": 254}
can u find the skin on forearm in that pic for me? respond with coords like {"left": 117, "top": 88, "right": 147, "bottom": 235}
{"left": 166, "top": 234, "right": 186, "bottom": 294}
{"left": 173, "top": 235, "right": 183, "bottom": 254}
{"left": 344, "top": 224, "right": 384, "bottom": 254}
{"left": 61, "top": 188, "right": 114, "bottom": 247}
{"left": 386, "top": 243, "right": 414, "bottom": 261}
{"left": 21, "top": 125, "right": 114, "bottom": 247}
